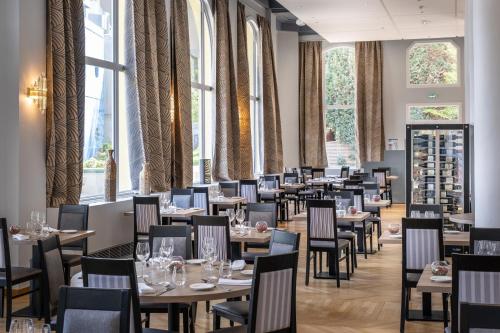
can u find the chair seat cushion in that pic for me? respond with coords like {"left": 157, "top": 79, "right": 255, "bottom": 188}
{"left": 0, "top": 267, "right": 42, "bottom": 285}
{"left": 311, "top": 239, "right": 349, "bottom": 249}
{"left": 406, "top": 273, "right": 421, "bottom": 284}
{"left": 355, "top": 222, "right": 373, "bottom": 231}
{"left": 212, "top": 301, "right": 249, "bottom": 319}
{"left": 338, "top": 231, "right": 356, "bottom": 239}
{"left": 210, "top": 326, "right": 247, "bottom": 333}
{"left": 62, "top": 253, "right": 82, "bottom": 267}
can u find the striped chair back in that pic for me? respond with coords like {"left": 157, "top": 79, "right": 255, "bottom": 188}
{"left": 452, "top": 254, "right": 500, "bottom": 333}
{"left": 240, "top": 180, "right": 259, "bottom": 203}
{"left": 402, "top": 218, "right": 443, "bottom": 271}
{"left": 189, "top": 186, "right": 209, "bottom": 215}
{"left": 283, "top": 173, "right": 299, "bottom": 184}
{"left": 193, "top": 216, "right": 231, "bottom": 261}
{"left": 312, "top": 168, "right": 325, "bottom": 179}
{"left": 340, "top": 166, "right": 349, "bottom": 178}
{"left": 171, "top": 188, "right": 194, "bottom": 209}
{"left": 470, "top": 227, "right": 500, "bottom": 255}
{"left": 133, "top": 196, "right": 160, "bottom": 234}
{"left": 372, "top": 170, "right": 387, "bottom": 188}
{"left": 307, "top": 200, "right": 338, "bottom": 242}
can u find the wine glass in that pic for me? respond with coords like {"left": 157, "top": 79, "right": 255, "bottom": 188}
{"left": 9, "top": 319, "right": 20, "bottom": 333}
{"left": 172, "top": 258, "right": 186, "bottom": 287}
{"left": 21, "top": 319, "right": 34, "bottom": 333}
{"left": 42, "top": 324, "right": 51, "bottom": 333}
{"left": 202, "top": 237, "right": 215, "bottom": 263}
{"left": 219, "top": 260, "right": 232, "bottom": 279}
{"left": 136, "top": 242, "right": 150, "bottom": 278}
{"left": 160, "top": 237, "right": 174, "bottom": 262}
{"left": 235, "top": 209, "right": 245, "bottom": 229}
{"left": 227, "top": 208, "right": 236, "bottom": 227}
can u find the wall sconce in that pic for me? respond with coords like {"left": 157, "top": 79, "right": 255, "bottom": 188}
{"left": 27, "top": 73, "right": 47, "bottom": 113}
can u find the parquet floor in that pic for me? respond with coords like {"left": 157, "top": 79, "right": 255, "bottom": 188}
{"left": 3, "top": 204, "right": 445, "bottom": 332}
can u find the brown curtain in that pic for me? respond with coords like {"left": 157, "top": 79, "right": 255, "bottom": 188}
{"left": 170, "top": 0, "right": 193, "bottom": 188}
{"left": 258, "top": 16, "right": 283, "bottom": 174}
{"left": 46, "top": 0, "right": 85, "bottom": 207}
{"left": 236, "top": 2, "right": 253, "bottom": 179}
{"left": 129, "top": 0, "right": 171, "bottom": 192}
{"left": 355, "top": 41, "right": 384, "bottom": 162}
{"left": 212, "top": 0, "right": 240, "bottom": 181}
{"left": 299, "top": 41, "right": 327, "bottom": 167}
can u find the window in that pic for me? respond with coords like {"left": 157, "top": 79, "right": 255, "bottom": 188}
{"left": 188, "top": 0, "right": 214, "bottom": 183}
{"left": 407, "top": 103, "right": 462, "bottom": 124}
{"left": 247, "top": 19, "right": 263, "bottom": 175}
{"left": 82, "top": 0, "right": 129, "bottom": 199}
{"left": 407, "top": 41, "right": 459, "bottom": 87}
{"left": 323, "top": 46, "right": 358, "bottom": 168}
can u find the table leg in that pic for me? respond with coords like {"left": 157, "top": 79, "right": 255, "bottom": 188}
{"left": 231, "top": 242, "right": 242, "bottom": 260}
{"left": 168, "top": 303, "right": 181, "bottom": 331}
{"left": 422, "top": 292, "right": 432, "bottom": 317}
{"left": 29, "top": 245, "right": 41, "bottom": 317}
{"left": 213, "top": 204, "right": 219, "bottom": 216}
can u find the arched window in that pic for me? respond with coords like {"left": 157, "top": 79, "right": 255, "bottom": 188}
{"left": 407, "top": 41, "right": 459, "bottom": 87}
{"left": 323, "top": 46, "right": 358, "bottom": 168}
{"left": 247, "top": 19, "right": 263, "bottom": 175}
{"left": 188, "top": 0, "right": 214, "bottom": 181}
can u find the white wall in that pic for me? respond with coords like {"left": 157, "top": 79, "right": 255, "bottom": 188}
{"left": 382, "top": 38, "right": 465, "bottom": 149}
{"left": 277, "top": 31, "right": 300, "bottom": 167}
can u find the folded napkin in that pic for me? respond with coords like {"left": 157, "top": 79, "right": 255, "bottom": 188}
{"left": 138, "top": 283, "right": 155, "bottom": 295}
{"left": 43, "top": 226, "right": 59, "bottom": 233}
{"left": 218, "top": 278, "right": 252, "bottom": 286}
{"left": 12, "top": 234, "right": 29, "bottom": 241}
{"left": 231, "top": 260, "right": 246, "bottom": 271}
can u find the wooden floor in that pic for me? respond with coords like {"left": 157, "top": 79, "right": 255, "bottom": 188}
{"left": 2, "top": 204, "right": 446, "bottom": 332}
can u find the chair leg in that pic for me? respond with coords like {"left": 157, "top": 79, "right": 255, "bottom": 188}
{"left": 305, "top": 251, "right": 311, "bottom": 286}
{"left": 213, "top": 311, "right": 221, "bottom": 330}
{"left": 6, "top": 287, "right": 12, "bottom": 333}
{"left": 346, "top": 246, "right": 350, "bottom": 280}
{"left": 145, "top": 312, "right": 150, "bottom": 328}
{"left": 319, "top": 252, "right": 323, "bottom": 273}
{"left": 64, "top": 263, "right": 71, "bottom": 285}
{"left": 363, "top": 229, "right": 368, "bottom": 259}
{"left": 335, "top": 252, "right": 341, "bottom": 288}
{"left": 183, "top": 309, "right": 189, "bottom": 333}
{"left": 0, "top": 287, "right": 4, "bottom": 318}
{"left": 205, "top": 300, "right": 210, "bottom": 313}
{"left": 442, "top": 293, "right": 449, "bottom": 329}
{"left": 400, "top": 287, "right": 406, "bottom": 333}
{"left": 313, "top": 252, "right": 317, "bottom": 278}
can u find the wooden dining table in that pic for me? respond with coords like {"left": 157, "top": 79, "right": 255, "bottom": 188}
{"left": 379, "top": 230, "right": 470, "bottom": 247}
{"left": 417, "top": 264, "right": 452, "bottom": 294}
{"left": 210, "top": 196, "right": 246, "bottom": 215}
{"left": 364, "top": 199, "right": 391, "bottom": 208}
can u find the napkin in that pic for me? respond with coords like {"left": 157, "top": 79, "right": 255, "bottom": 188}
{"left": 43, "top": 226, "right": 59, "bottom": 233}
{"left": 12, "top": 234, "right": 29, "bottom": 241}
{"left": 218, "top": 278, "right": 252, "bottom": 286}
{"left": 231, "top": 260, "right": 246, "bottom": 271}
{"left": 138, "top": 283, "right": 155, "bottom": 295}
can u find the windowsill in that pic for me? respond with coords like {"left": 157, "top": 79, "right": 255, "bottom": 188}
{"left": 80, "top": 192, "right": 135, "bottom": 207}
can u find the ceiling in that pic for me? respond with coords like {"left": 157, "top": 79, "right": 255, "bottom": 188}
{"left": 275, "top": 0, "right": 465, "bottom": 42}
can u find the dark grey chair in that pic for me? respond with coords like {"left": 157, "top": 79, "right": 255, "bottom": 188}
{"left": 340, "top": 166, "right": 350, "bottom": 178}
{"left": 261, "top": 175, "right": 289, "bottom": 221}
{"left": 283, "top": 173, "right": 300, "bottom": 214}
{"left": 171, "top": 188, "right": 194, "bottom": 209}
{"left": 469, "top": 227, "right": 500, "bottom": 255}
{"left": 56, "top": 287, "right": 131, "bottom": 333}
{"left": 239, "top": 180, "right": 259, "bottom": 205}
{"left": 133, "top": 196, "right": 161, "bottom": 259}
{"left": 460, "top": 303, "right": 500, "bottom": 332}
{"left": 189, "top": 186, "right": 210, "bottom": 215}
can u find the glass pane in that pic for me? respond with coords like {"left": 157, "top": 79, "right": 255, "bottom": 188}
{"left": 82, "top": 65, "right": 114, "bottom": 198}
{"left": 324, "top": 47, "right": 355, "bottom": 106}
{"left": 188, "top": 0, "right": 202, "bottom": 84}
{"left": 439, "top": 129, "right": 465, "bottom": 215}
{"left": 203, "top": 6, "right": 213, "bottom": 86}
{"left": 118, "top": 72, "right": 131, "bottom": 192}
{"left": 324, "top": 108, "right": 357, "bottom": 168}
{"left": 247, "top": 21, "right": 256, "bottom": 97}
{"left": 409, "top": 105, "right": 460, "bottom": 122}
{"left": 411, "top": 129, "right": 437, "bottom": 205}
{"left": 408, "top": 42, "right": 458, "bottom": 86}
{"left": 203, "top": 89, "right": 214, "bottom": 161}
{"left": 84, "top": 0, "right": 114, "bottom": 61}
{"left": 192, "top": 88, "right": 201, "bottom": 182}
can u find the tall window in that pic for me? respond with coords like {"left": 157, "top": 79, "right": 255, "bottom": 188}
{"left": 323, "top": 46, "right": 358, "bottom": 168}
{"left": 82, "top": 0, "right": 129, "bottom": 199}
{"left": 407, "top": 41, "right": 459, "bottom": 87}
{"left": 247, "top": 19, "right": 263, "bottom": 175}
{"left": 188, "top": 0, "right": 214, "bottom": 183}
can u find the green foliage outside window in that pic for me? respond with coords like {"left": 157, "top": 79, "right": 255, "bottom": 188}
{"left": 409, "top": 105, "right": 460, "bottom": 121}
{"left": 408, "top": 42, "right": 458, "bottom": 86}
{"left": 83, "top": 142, "right": 112, "bottom": 169}
{"left": 324, "top": 47, "right": 355, "bottom": 106}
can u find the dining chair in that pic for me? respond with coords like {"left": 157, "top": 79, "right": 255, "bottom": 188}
{"left": 56, "top": 286, "right": 131, "bottom": 333}
{"left": 0, "top": 218, "right": 42, "bottom": 331}
{"left": 451, "top": 254, "right": 500, "bottom": 333}
{"left": 57, "top": 204, "right": 89, "bottom": 284}
{"left": 353, "top": 172, "right": 370, "bottom": 181}
{"left": 340, "top": 166, "right": 349, "bottom": 178}
{"left": 211, "top": 251, "right": 299, "bottom": 332}
{"left": 376, "top": 167, "right": 392, "bottom": 202}
{"left": 193, "top": 216, "right": 232, "bottom": 261}
{"left": 343, "top": 179, "right": 362, "bottom": 189}
{"left": 351, "top": 185, "right": 382, "bottom": 249}
{"left": 459, "top": 303, "right": 500, "bottom": 332}
{"left": 372, "top": 168, "right": 390, "bottom": 201}
{"left": 300, "top": 166, "right": 312, "bottom": 179}
{"left": 242, "top": 203, "right": 278, "bottom": 262}
{"left": 220, "top": 181, "right": 239, "bottom": 198}
{"left": 242, "top": 228, "right": 301, "bottom": 264}
{"left": 189, "top": 186, "right": 210, "bottom": 215}
{"left": 261, "top": 175, "right": 288, "bottom": 221}
{"left": 133, "top": 196, "right": 161, "bottom": 259}
{"left": 401, "top": 218, "right": 446, "bottom": 333}
{"left": 37, "top": 235, "right": 67, "bottom": 329}
{"left": 469, "top": 227, "right": 500, "bottom": 254}
{"left": 81, "top": 256, "right": 179, "bottom": 333}
{"left": 171, "top": 188, "right": 194, "bottom": 209}
{"left": 283, "top": 173, "right": 300, "bottom": 214}
{"left": 239, "top": 180, "right": 259, "bottom": 204}
{"left": 305, "top": 199, "right": 350, "bottom": 288}
{"left": 311, "top": 168, "right": 325, "bottom": 179}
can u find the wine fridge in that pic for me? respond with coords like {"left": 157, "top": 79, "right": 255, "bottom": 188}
{"left": 406, "top": 124, "right": 471, "bottom": 218}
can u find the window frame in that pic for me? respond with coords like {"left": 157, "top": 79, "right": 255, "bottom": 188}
{"left": 406, "top": 40, "right": 461, "bottom": 88}
{"left": 246, "top": 18, "right": 263, "bottom": 176}
{"left": 82, "top": 0, "right": 129, "bottom": 202}
{"left": 406, "top": 102, "right": 463, "bottom": 124}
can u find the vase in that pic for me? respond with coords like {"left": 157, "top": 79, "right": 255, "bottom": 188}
{"left": 200, "top": 159, "right": 212, "bottom": 184}
{"left": 139, "top": 162, "right": 151, "bottom": 195}
{"left": 104, "top": 149, "right": 116, "bottom": 202}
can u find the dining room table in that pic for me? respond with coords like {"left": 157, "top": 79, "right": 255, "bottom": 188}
{"left": 209, "top": 196, "right": 246, "bottom": 215}
{"left": 364, "top": 199, "right": 391, "bottom": 208}
{"left": 229, "top": 227, "right": 274, "bottom": 259}
{"left": 124, "top": 207, "right": 207, "bottom": 224}
{"left": 379, "top": 230, "right": 470, "bottom": 247}
{"left": 415, "top": 264, "right": 452, "bottom": 326}
{"left": 72, "top": 261, "right": 253, "bottom": 331}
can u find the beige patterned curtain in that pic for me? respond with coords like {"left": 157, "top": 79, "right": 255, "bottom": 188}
{"left": 258, "top": 16, "right": 283, "bottom": 174}
{"left": 129, "top": 0, "right": 171, "bottom": 192}
{"left": 212, "top": 0, "right": 240, "bottom": 181}
{"left": 171, "top": 0, "right": 193, "bottom": 188}
{"left": 355, "top": 41, "right": 384, "bottom": 162}
{"left": 299, "top": 41, "right": 327, "bottom": 168}
{"left": 46, "top": 0, "right": 85, "bottom": 207}
{"left": 236, "top": 2, "right": 253, "bottom": 179}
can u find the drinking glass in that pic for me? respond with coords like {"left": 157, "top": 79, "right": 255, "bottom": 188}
{"left": 219, "top": 260, "right": 232, "bottom": 279}
{"left": 160, "top": 237, "right": 174, "bottom": 261}
{"left": 136, "top": 242, "right": 150, "bottom": 278}
{"left": 235, "top": 209, "right": 245, "bottom": 228}
{"left": 172, "top": 265, "right": 187, "bottom": 287}
{"left": 227, "top": 208, "right": 236, "bottom": 227}
{"left": 42, "top": 324, "right": 51, "bottom": 333}
{"left": 39, "top": 211, "right": 47, "bottom": 237}
{"left": 9, "top": 319, "right": 20, "bottom": 333}
{"left": 21, "top": 319, "right": 34, "bottom": 333}
{"left": 203, "top": 263, "right": 219, "bottom": 283}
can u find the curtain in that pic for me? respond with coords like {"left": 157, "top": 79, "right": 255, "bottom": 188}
{"left": 355, "top": 41, "right": 384, "bottom": 162}
{"left": 236, "top": 2, "right": 253, "bottom": 179}
{"left": 258, "top": 16, "right": 283, "bottom": 174}
{"left": 46, "top": 0, "right": 85, "bottom": 207}
{"left": 128, "top": 0, "right": 171, "bottom": 192}
{"left": 170, "top": 0, "right": 193, "bottom": 188}
{"left": 299, "top": 41, "right": 327, "bottom": 168}
{"left": 212, "top": 0, "right": 240, "bottom": 181}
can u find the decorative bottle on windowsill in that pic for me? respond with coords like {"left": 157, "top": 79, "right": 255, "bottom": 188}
{"left": 104, "top": 149, "right": 117, "bottom": 202}
{"left": 139, "top": 162, "right": 151, "bottom": 195}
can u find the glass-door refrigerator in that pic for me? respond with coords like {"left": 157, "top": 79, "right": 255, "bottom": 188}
{"left": 406, "top": 124, "right": 471, "bottom": 218}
